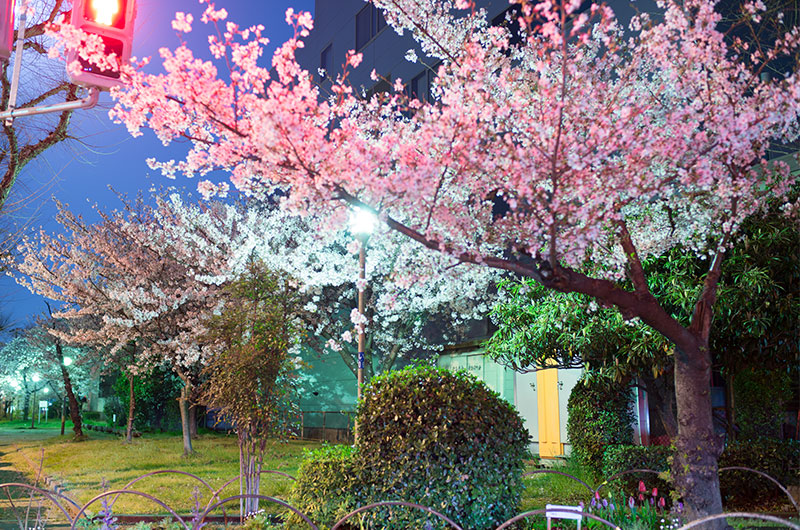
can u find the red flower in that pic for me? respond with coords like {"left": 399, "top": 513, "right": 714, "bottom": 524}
{"left": 638, "top": 480, "right": 647, "bottom": 493}
{"left": 652, "top": 487, "right": 658, "bottom": 497}
{"left": 658, "top": 497, "right": 666, "bottom": 508}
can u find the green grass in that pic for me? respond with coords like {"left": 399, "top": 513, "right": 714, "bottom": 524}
{"left": 521, "top": 458, "right": 598, "bottom": 511}
{"left": 1, "top": 424, "right": 322, "bottom": 518}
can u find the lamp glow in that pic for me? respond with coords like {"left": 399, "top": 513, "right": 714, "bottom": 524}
{"left": 90, "top": 0, "right": 120, "bottom": 25}
{"left": 63, "top": 357, "right": 73, "bottom": 367}
{"left": 42, "top": 387, "right": 49, "bottom": 394}
{"left": 349, "top": 207, "right": 377, "bottom": 236}
{"left": 31, "top": 373, "right": 40, "bottom": 383}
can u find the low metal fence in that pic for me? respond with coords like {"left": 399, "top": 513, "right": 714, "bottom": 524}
{"left": 298, "top": 410, "right": 354, "bottom": 443}
{"left": 0, "top": 465, "right": 796, "bottom": 529}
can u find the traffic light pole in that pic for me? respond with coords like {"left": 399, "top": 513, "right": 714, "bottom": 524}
{"left": 0, "top": 86, "right": 100, "bottom": 123}
{"left": 0, "top": 0, "right": 100, "bottom": 125}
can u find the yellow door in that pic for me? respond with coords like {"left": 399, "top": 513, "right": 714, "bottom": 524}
{"left": 536, "top": 365, "right": 561, "bottom": 457}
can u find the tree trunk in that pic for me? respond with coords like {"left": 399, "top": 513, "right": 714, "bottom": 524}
{"left": 178, "top": 384, "right": 194, "bottom": 456}
{"left": 57, "top": 341, "right": 83, "bottom": 438}
{"left": 125, "top": 373, "right": 135, "bottom": 443}
{"left": 60, "top": 400, "right": 66, "bottom": 435}
{"left": 22, "top": 390, "right": 30, "bottom": 422}
{"left": 672, "top": 342, "right": 726, "bottom": 525}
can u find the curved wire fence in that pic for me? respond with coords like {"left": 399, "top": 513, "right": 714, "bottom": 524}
{"left": 0, "top": 464, "right": 795, "bottom": 529}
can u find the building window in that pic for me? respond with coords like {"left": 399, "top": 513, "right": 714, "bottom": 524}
{"left": 406, "top": 62, "right": 440, "bottom": 102}
{"left": 320, "top": 43, "right": 333, "bottom": 77}
{"left": 355, "top": 4, "right": 387, "bottom": 51}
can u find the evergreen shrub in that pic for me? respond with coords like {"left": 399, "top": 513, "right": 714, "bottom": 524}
{"left": 601, "top": 444, "right": 672, "bottom": 498}
{"left": 566, "top": 378, "right": 635, "bottom": 475}
{"left": 288, "top": 366, "right": 530, "bottom": 529}
{"left": 719, "top": 439, "right": 800, "bottom": 508}
{"left": 356, "top": 366, "right": 530, "bottom": 529}
{"left": 286, "top": 444, "right": 362, "bottom": 528}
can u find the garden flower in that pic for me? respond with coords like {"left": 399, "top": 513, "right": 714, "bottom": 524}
{"left": 629, "top": 497, "right": 635, "bottom": 509}
{"left": 652, "top": 487, "right": 658, "bottom": 497}
{"left": 658, "top": 497, "right": 666, "bottom": 508}
{"left": 602, "top": 498, "right": 608, "bottom": 508}
{"left": 639, "top": 481, "right": 647, "bottom": 493}
{"left": 639, "top": 493, "right": 645, "bottom": 502}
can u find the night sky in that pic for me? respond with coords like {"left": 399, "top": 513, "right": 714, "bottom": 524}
{"left": 0, "top": 0, "right": 315, "bottom": 334}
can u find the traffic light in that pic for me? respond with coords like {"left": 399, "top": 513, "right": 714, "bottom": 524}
{"left": 68, "top": 0, "right": 135, "bottom": 89}
{"left": 0, "top": 0, "right": 15, "bottom": 61}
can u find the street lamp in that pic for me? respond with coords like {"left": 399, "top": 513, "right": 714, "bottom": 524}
{"left": 63, "top": 357, "right": 73, "bottom": 367}
{"left": 349, "top": 206, "right": 377, "bottom": 443}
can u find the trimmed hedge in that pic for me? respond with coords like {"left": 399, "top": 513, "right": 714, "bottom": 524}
{"left": 567, "top": 378, "right": 635, "bottom": 475}
{"left": 719, "top": 439, "right": 800, "bottom": 508}
{"left": 601, "top": 444, "right": 672, "bottom": 499}
{"left": 286, "top": 445, "right": 362, "bottom": 528}
{"left": 288, "top": 366, "right": 531, "bottom": 529}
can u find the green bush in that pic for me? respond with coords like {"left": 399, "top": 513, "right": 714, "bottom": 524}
{"left": 734, "top": 369, "right": 792, "bottom": 440}
{"left": 83, "top": 411, "right": 102, "bottom": 422}
{"left": 286, "top": 444, "right": 363, "bottom": 529}
{"left": 356, "top": 366, "right": 530, "bottom": 529}
{"left": 601, "top": 444, "right": 672, "bottom": 499}
{"left": 719, "top": 439, "right": 800, "bottom": 508}
{"left": 567, "top": 378, "right": 635, "bottom": 475}
{"left": 288, "top": 366, "right": 530, "bottom": 529}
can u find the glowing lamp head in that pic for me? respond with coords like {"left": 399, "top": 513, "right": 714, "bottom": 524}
{"left": 349, "top": 207, "right": 377, "bottom": 236}
{"left": 31, "top": 373, "right": 40, "bottom": 383}
{"left": 42, "top": 387, "right": 50, "bottom": 394}
{"left": 89, "top": 0, "right": 121, "bottom": 26}
{"left": 63, "top": 357, "right": 73, "bottom": 367}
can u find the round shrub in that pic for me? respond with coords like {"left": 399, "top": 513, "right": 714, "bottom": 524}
{"left": 567, "top": 378, "right": 635, "bottom": 475}
{"left": 356, "top": 366, "right": 531, "bottom": 530}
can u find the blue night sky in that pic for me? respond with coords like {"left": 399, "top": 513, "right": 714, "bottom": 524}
{"left": 0, "top": 0, "right": 315, "bottom": 333}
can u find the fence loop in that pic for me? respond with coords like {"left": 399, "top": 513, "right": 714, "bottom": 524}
{"left": 199, "top": 493, "right": 318, "bottom": 530}
{"left": 330, "top": 500, "right": 464, "bottom": 530}
{"left": 718, "top": 466, "right": 800, "bottom": 515}
{"left": 677, "top": 512, "right": 800, "bottom": 530}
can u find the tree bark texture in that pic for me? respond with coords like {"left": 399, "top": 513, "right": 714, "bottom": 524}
{"left": 179, "top": 384, "right": 194, "bottom": 455}
{"left": 672, "top": 342, "right": 726, "bottom": 525}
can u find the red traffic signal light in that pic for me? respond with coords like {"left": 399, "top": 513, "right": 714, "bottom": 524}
{"left": 0, "top": 0, "right": 15, "bottom": 60}
{"left": 68, "top": 0, "right": 135, "bottom": 89}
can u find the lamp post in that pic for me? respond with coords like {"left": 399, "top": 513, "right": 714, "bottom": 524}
{"left": 349, "top": 207, "right": 376, "bottom": 443}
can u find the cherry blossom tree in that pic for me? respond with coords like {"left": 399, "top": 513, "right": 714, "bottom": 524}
{"left": 56, "top": 0, "right": 800, "bottom": 520}
{"left": 0, "top": 324, "right": 94, "bottom": 432}
{"left": 160, "top": 197, "right": 501, "bottom": 381}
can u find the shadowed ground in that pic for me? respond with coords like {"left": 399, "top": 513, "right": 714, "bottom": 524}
{"left": 0, "top": 424, "right": 66, "bottom": 528}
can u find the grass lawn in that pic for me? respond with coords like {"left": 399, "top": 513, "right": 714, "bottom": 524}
{"left": 2, "top": 423, "right": 797, "bottom": 529}
{"left": 0, "top": 421, "right": 322, "bottom": 518}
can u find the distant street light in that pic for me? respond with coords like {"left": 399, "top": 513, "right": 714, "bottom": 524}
{"left": 63, "top": 357, "right": 73, "bottom": 367}
{"left": 349, "top": 206, "right": 377, "bottom": 444}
